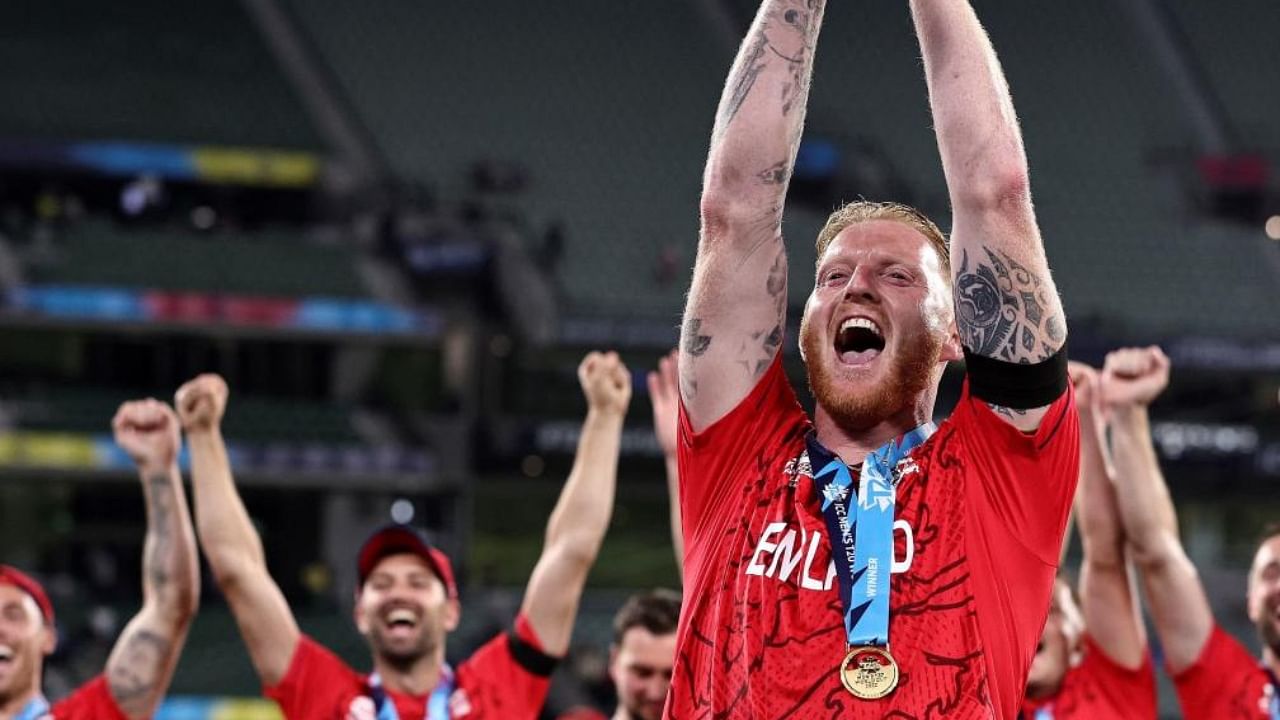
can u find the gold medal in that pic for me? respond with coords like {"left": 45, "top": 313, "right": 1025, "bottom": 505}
{"left": 840, "top": 646, "right": 899, "bottom": 699}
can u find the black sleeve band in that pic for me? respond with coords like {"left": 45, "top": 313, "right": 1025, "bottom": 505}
{"left": 963, "top": 343, "right": 1069, "bottom": 409}
{"left": 506, "top": 627, "right": 560, "bottom": 677}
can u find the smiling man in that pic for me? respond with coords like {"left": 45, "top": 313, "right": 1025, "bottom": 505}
{"left": 608, "top": 590, "right": 680, "bottom": 720}
{"left": 0, "top": 399, "right": 199, "bottom": 720}
{"left": 669, "top": 0, "right": 1078, "bottom": 717}
{"left": 1100, "top": 346, "right": 1279, "bottom": 719}
{"left": 176, "top": 350, "right": 630, "bottom": 719}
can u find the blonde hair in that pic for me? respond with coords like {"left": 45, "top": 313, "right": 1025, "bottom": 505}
{"left": 814, "top": 201, "right": 950, "bottom": 276}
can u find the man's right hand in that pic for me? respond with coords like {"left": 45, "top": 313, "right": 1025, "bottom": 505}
{"left": 648, "top": 350, "right": 679, "bottom": 458}
{"left": 175, "top": 374, "right": 229, "bottom": 434}
{"left": 1102, "top": 346, "right": 1170, "bottom": 409}
{"left": 112, "top": 399, "right": 181, "bottom": 476}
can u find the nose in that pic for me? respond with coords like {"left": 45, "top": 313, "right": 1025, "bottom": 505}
{"left": 843, "top": 265, "right": 878, "bottom": 303}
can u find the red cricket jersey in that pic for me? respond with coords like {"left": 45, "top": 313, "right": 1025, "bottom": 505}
{"left": 1173, "top": 625, "right": 1276, "bottom": 719}
{"left": 49, "top": 676, "right": 128, "bottom": 719}
{"left": 1020, "top": 635, "right": 1156, "bottom": 719}
{"left": 667, "top": 356, "right": 1079, "bottom": 719}
{"left": 265, "top": 614, "right": 555, "bottom": 719}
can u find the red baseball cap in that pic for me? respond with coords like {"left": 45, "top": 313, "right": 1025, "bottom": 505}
{"left": 356, "top": 525, "right": 458, "bottom": 599}
{"left": 0, "top": 565, "right": 55, "bottom": 627}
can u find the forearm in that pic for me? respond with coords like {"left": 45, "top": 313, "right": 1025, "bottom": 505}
{"left": 909, "top": 0, "right": 1028, "bottom": 208}
{"left": 1075, "top": 412, "right": 1124, "bottom": 569}
{"left": 703, "top": 0, "right": 826, "bottom": 226}
{"left": 544, "top": 410, "right": 623, "bottom": 557}
{"left": 187, "top": 429, "right": 267, "bottom": 581}
{"left": 107, "top": 464, "right": 199, "bottom": 720}
{"left": 1109, "top": 406, "right": 1180, "bottom": 565}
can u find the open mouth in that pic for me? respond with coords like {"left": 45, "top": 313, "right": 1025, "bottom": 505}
{"left": 383, "top": 608, "right": 420, "bottom": 634}
{"left": 0, "top": 645, "right": 13, "bottom": 665}
{"left": 834, "top": 317, "right": 885, "bottom": 365}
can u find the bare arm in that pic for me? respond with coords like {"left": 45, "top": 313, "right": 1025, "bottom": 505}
{"left": 910, "top": 0, "right": 1066, "bottom": 431}
{"left": 176, "top": 375, "right": 300, "bottom": 687}
{"left": 647, "top": 351, "right": 684, "bottom": 580}
{"left": 681, "top": 0, "right": 827, "bottom": 431}
{"left": 521, "top": 352, "right": 629, "bottom": 655}
{"left": 107, "top": 400, "right": 200, "bottom": 720}
{"left": 1103, "top": 347, "right": 1212, "bottom": 674}
{"left": 1069, "top": 363, "right": 1145, "bottom": 669}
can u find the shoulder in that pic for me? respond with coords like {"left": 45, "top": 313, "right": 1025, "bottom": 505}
{"left": 52, "top": 676, "right": 128, "bottom": 720}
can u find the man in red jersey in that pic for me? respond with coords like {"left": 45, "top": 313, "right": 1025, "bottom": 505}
{"left": 176, "top": 351, "right": 631, "bottom": 719}
{"left": 607, "top": 590, "right": 681, "bottom": 720}
{"left": 1100, "top": 345, "right": 1279, "bottom": 719}
{"left": 669, "top": 0, "right": 1078, "bottom": 716}
{"left": 1020, "top": 364, "right": 1156, "bottom": 718}
{"left": 0, "top": 399, "right": 199, "bottom": 719}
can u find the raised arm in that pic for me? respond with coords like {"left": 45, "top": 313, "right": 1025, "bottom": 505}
{"left": 1102, "top": 347, "right": 1212, "bottom": 674}
{"left": 910, "top": 0, "right": 1066, "bottom": 430}
{"left": 521, "top": 352, "right": 629, "bottom": 655}
{"left": 647, "top": 350, "right": 683, "bottom": 580}
{"left": 175, "top": 374, "right": 300, "bottom": 686}
{"left": 1069, "top": 363, "right": 1145, "bottom": 669}
{"left": 107, "top": 400, "right": 199, "bottom": 720}
{"left": 681, "top": 0, "right": 827, "bottom": 431}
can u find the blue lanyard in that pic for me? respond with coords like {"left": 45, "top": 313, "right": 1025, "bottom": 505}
{"left": 368, "top": 666, "right": 455, "bottom": 720}
{"left": 15, "top": 696, "right": 50, "bottom": 720}
{"left": 812, "top": 423, "right": 935, "bottom": 649}
{"left": 1264, "top": 666, "right": 1279, "bottom": 720}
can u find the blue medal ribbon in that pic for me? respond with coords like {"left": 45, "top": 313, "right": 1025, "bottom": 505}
{"left": 1264, "top": 665, "right": 1279, "bottom": 720}
{"left": 368, "top": 666, "right": 455, "bottom": 720}
{"left": 811, "top": 423, "right": 935, "bottom": 651}
{"left": 15, "top": 696, "right": 50, "bottom": 720}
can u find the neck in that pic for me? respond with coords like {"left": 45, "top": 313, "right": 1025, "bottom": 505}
{"left": 1023, "top": 676, "right": 1063, "bottom": 702}
{"left": 372, "top": 646, "right": 447, "bottom": 697}
{"left": 611, "top": 708, "right": 639, "bottom": 720}
{"left": 0, "top": 684, "right": 43, "bottom": 720}
{"left": 812, "top": 402, "right": 932, "bottom": 466}
{"left": 1264, "top": 647, "right": 1280, "bottom": 678}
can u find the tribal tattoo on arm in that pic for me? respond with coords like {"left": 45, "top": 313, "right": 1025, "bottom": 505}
{"left": 954, "top": 246, "right": 1065, "bottom": 364}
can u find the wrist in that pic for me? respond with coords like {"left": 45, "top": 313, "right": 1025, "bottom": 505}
{"left": 586, "top": 406, "right": 627, "bottom": 423}
{"left": 1108, "top": 403, "right": 1149, "bottom": 425}
{"left": 185, "top": 426, "right": 224, "bottom": 445}
{"left": 137, "top": 459, "right": 177, "bottom": 477}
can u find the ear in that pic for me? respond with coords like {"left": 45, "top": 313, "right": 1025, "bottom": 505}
{"left": 608, "top": 644, "right": 620, "bottom": 684}
{"left": 353, "top": 590, "right": 371, "bottom": 634}
{"left": 441, "top": 597, "right": 461, "bottom": 633}
{"left": 940, "top": 318, "right": 963, "bottom": 363}
{"left": 40, "top": 624, "right": 56, "bottom": 656}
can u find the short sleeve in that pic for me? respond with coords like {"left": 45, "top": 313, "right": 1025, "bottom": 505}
{"left": 1077, "top": 634, "right": 1158, "bottom": 716}
{"left": 455, "top": 613, "right": 554, "bottom": 720}
{"left": 263, "top": 634, "right": 361, "bottom": 716}
{"left": 677, "top": 354, "right": 808, "bottom": 580}
{"left": 51, "top": 676, "right": 128, "bottom": 720}
{"left": 1173, "top": 624, "right": 1265, "bottom": 718}
{"left": 956, "top": 379, "right": 1079, "bottom": 565}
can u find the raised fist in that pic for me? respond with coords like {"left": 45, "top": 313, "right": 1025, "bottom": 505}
{"left": 1102, "top": 346, "right": 1170, "bottom": 409}
{"left": 579, "top": 351, "right": 632, "bottom": 417}
{"left": 175, "top": 374, "right": 229, "bottom": 433}
{"left": 113, "top": 399, "right": 181, "bottom": 473}
{"left": 647, "top": 350, "right": 679, "bottom": 457}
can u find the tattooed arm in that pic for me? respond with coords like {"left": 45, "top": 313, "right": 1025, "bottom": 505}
{"left": 176, "top": 374, "right": 301, "bottom": 686}
{"left": 909, "top": 0, "right": 1066, "bottom": 431}
{"left": 682, "top": 0, "right": 827, "bottom": 431}
{"left": 107, "top": 400, "right": 200, "bottom": 720}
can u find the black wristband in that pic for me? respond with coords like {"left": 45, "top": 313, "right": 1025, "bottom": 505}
{"left": 963, "top": 344, "right": 1069, "bottom": 409}
{"left": 506, "top": 627, "right": 560, "bottom": 677}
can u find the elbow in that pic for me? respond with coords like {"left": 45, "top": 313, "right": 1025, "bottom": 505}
{"left": 544, "top": 536, "right": 604, "bottom": 573}
{"left": 1125, "top": 533, "right": 1185, "bottom": 575}
{"left": 953, "top": 165, "right": 1032, "bottom": 216}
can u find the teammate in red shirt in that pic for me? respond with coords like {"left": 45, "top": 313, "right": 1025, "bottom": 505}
{"left": 176, "top": 351, "right": 632, "bottom": 720}
{"left": 1100, "top": 346, "right": 1280, "bottom": 719}
{"left": 670, "top": 0, "right": 1078, "bottom": 716}
{"left": 1020, "top": 364, "right": 1156, "bottom": 718}
{"left": 0, "top": 399, "right": 199, "bottom": 719}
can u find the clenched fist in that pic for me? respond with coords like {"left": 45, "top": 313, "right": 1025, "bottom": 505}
{"left": 579, "top": 351, "right": 632, "bottom": 417}
{"left": 1067, "top": 360, "right": 1101, "bottom": 418}
{"left": 113, "top": 399, "right": 181, "bottom": 474}
{"left": 1102, "top": 346, "right": 1170, "bottom": 409}
{"left": 175, "top": 374, "right": 229, "bottom": 434}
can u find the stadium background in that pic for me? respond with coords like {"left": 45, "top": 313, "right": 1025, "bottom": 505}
{"left": 0, "top": 0, "right": 1275, "bottom": 717}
